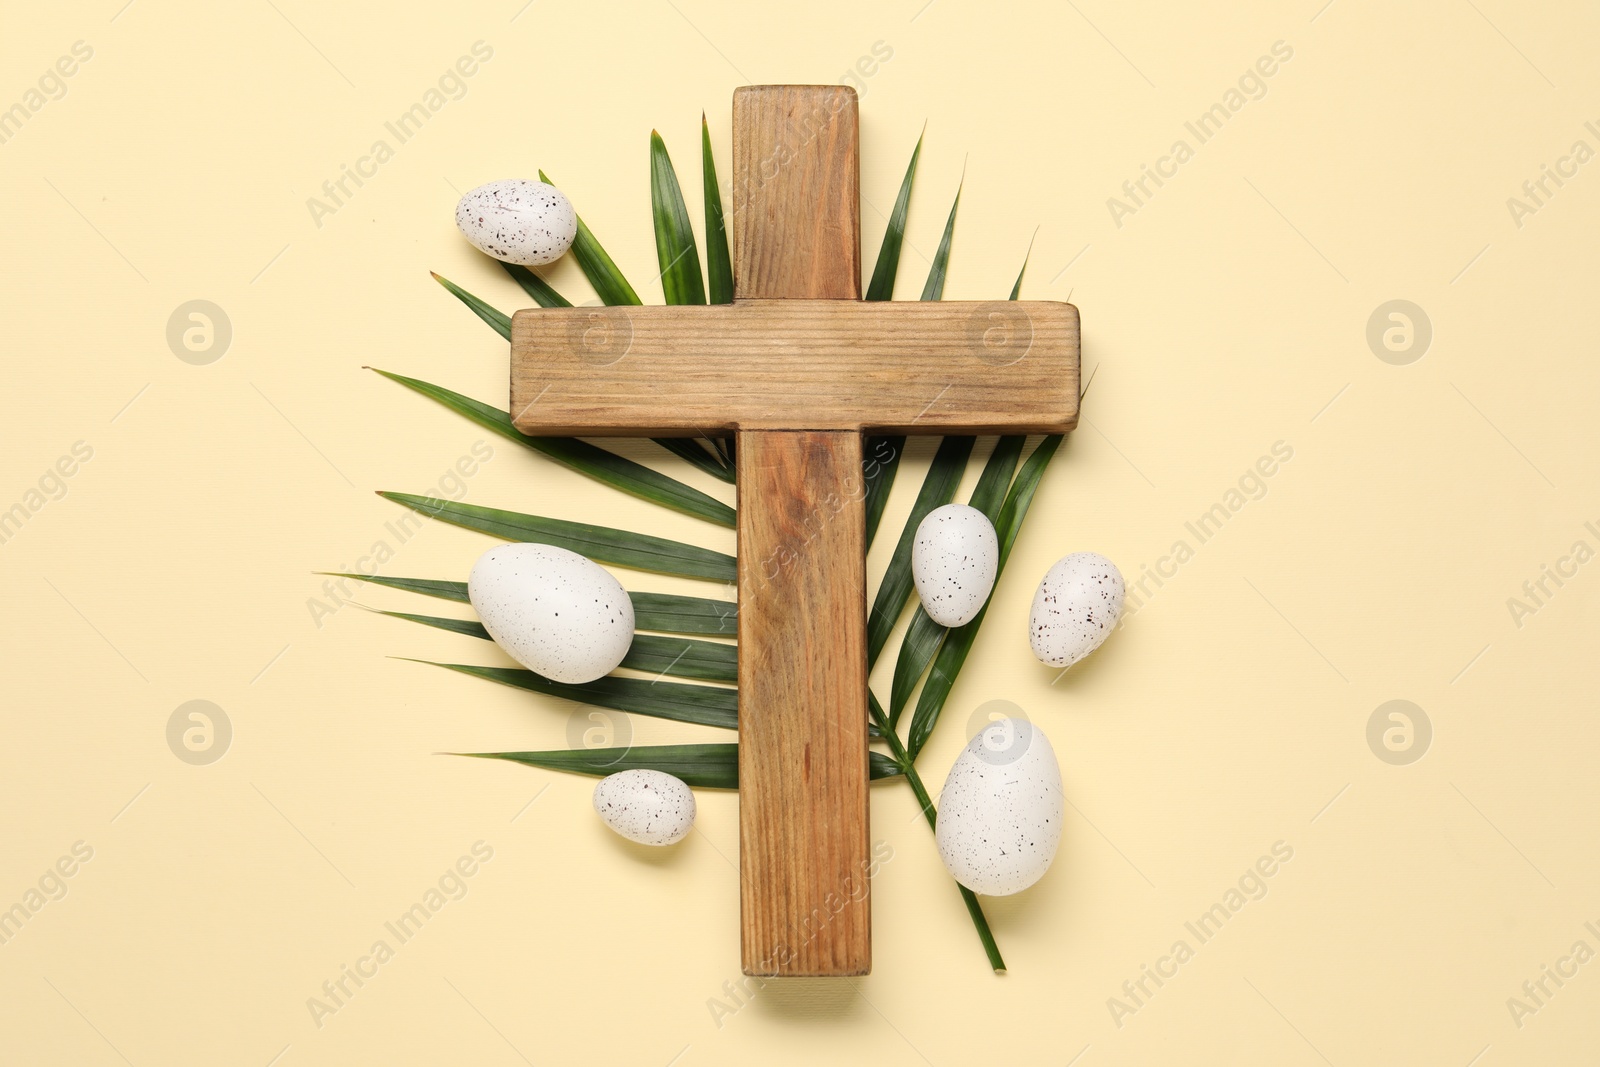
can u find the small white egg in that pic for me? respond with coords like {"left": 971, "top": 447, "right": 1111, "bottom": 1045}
{"left": 912, "top": 504, "right": 999, "bottom": 627}
{"left": 593, "top": 769, "right": 696, "bottom": 846}
{"left": 936, "top": 718, "right": 1063, "bottom": 895}
{"left": 467, "top": 543, "right": 634, "bottom": 684}
{"left": 455, "top": 179, "right": 576, "bottom": 266}
{"left": 1029, "top": 552, "right": 1124, "bottom": 669}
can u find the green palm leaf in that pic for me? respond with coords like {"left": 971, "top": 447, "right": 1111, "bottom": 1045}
{"left": 650, "top": 131, "right": 707, "bottom": 305}
{"left": 867, "top": 434, "right": 973, "bottom": 666}
{"left": 369, "top": 369, "right": 733, "bottom": 527}
{"left": 870, "top": 177, "right": 953, "bottom": 550}
{"left": 888, "top": 608, "right": 948, "bottom": 725}
{"left": 431, "top": 272, "right": 511, "bottom": 339}
{"left": 864, "top": 172, "right": 962, "bottom": 547}
{"left": 887, "top": 434, "right": 1023, "bottom": 729}
{"left": 542, "top": 167, "right": 731, "bottom": 479}
{"left": 325, "top": 572, "right": 736, "bottom": 635}
{"left": 414, "top": 660, "right": 737, "bottom": 730}
{"left": 879, "top": 244, "right": 1032, "bottom": 725}
{"left": 652, "top": 438, "right": 734, "bottom": 484}
{"left": 1008, "top": 230, "right": 1035, "bottom": 301}
{"left": 459, "top": 745, "right": 904, "bottom": 789}
{"left": 919, "top": 175, "right": 962, "bottom": 302}
{"left": 500, "top": 262, "right": 573, "bottom": 308}
{"left": 905, "top": 434, "right": 1062, "bottom": 761}
{"left": 893, "top": 243, "right": 1041, "bottom": 744}
{"left": 539, "top": 169, "right": 641, "bottom": 306}
{"left": 628, "top": 591, "right": 737, "bottom": 635}
{"left": 371, "top": 607, "right": 487, "bottom": 639}
{"left": 867, "top": 690, "right": 1005, "bottom": 972}
{"left": 865, "top": 129, "right": 922, "bottom": 303}
{"left": 620, "top": 634, "right": 736, "bottom": 683}
{"left": 461, "top": 744, "right": 740, "bottom": 787}
{"left": 702, "top": 114, "right": 733, "bottom": 304}
{"left": 377, "top": 608, "right": 737, "bottom": 683}
{"left": 540, "top": 168, "right": 733, "bottom": 480}
{"left": 859, "top": 135, "right": 923, "bottom": 546}
{"left": 447, "top": 181, "right": 722, "bottom": 482}
{"left": 377, "top": 493, "right": 735, "bottom": 582}
{"left": 322, "top": 573, "right": 468, "bottom": 602}
{"left": 967, "top": 435, "right": 1024, "bottom": 526}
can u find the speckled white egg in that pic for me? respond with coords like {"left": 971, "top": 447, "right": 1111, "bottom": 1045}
{"left": 455, "top": 179, "right": 576, "bottom": 266}
{"left": 1029, "top": 553, "right": 1124, "bottom": 669}
{"left": 912, "top": 504, "right": 999, "bottom": 627}
{"left": 935, "top": 718, "right": 1063, "bottom": 896}
{"left": 593, "top": 769, "right": 696, "bottom": 845}
{"left": 467, "top": 543, "right": 633, "bottom": 684}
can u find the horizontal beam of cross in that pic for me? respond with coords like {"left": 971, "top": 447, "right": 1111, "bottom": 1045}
{"left": 509, "top": 299, "right": 1079, "bottom": 436}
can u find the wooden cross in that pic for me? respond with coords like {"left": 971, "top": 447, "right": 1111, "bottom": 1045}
{"left": 509, "top": 85, "right": 1079, "bottom": 976}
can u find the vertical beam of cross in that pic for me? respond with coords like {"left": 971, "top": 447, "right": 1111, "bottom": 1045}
{"left": 731, "top": 85, "right": 872, "bottom": 977}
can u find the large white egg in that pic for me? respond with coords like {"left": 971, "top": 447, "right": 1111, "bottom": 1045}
{"left": 593, "top": 769, "right": 695, "bottom": 845}
{"left": 912, "top": 504, "right": 999, "bottom": 627}
{"left": 935, "top": 718, "right": 1063, "bottom": 896}
{"left": 455, "top": 179, "right": 576, "bottom": 266}
{"left": 467, "top": 543, "right": 633, "bottom": 684}
{"left": 1029, "top": 552, "right": 1124, "bottom": 669}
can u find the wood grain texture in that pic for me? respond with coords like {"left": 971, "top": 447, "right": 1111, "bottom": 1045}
{"left": 737, "top": 430, "right": 870, "bottom": 976}
{"left": 731, "top": 85, "right": 861, "bottom": 300}
{"left": 509, "top": 299, "right": 1080, "bottom": 436}
{"left": 732, "top": 85, "right": 868, "bottom": 977}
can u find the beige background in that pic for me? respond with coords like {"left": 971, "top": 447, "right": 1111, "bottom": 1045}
{"left": 3, "top": 0, "right": 1597, "bottom": 1063}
